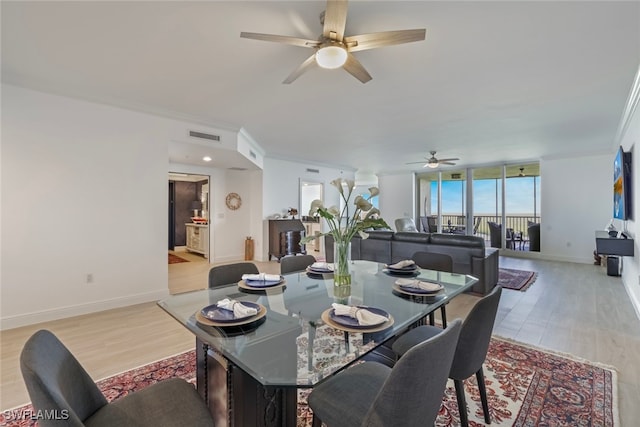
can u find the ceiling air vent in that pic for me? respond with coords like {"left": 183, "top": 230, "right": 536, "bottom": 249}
{"left": 228, "top": 167, "right": 248, "bottom": 171}
{"left": 249, "top": 150, "right": 257, "bottom": 159}
{"left": 189, "top": 131, "right": 221, "bottom": 142}
{"left": 306, "top": 168, "right": 320, "bottom": 174}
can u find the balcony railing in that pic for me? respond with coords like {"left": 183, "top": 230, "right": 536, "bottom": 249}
{"left": 424, "top": 214, "right": 541, "bottom": 240}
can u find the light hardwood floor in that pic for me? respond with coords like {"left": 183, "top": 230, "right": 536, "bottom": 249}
{"left": 2, "top": 254, "right": 639, "bottom": 425}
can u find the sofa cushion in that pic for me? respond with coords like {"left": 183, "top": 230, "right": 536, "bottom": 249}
{"left": 429, "top": 233, "right": 484, "bottom": 249}
{"left": 393, "top": 232, "right": 431, "bottom": 244}
{"left": 364, "top": 231, "right": 394, "bottom": 240}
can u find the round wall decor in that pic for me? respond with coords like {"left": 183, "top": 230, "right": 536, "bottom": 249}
{"left": 225, "top": 192, "right": 242, "bottom": 210}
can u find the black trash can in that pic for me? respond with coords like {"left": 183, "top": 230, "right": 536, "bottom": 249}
{"left": 606, "top": 256, "right": 620, "bottom": 276}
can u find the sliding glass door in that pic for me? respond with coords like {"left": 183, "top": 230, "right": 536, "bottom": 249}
{"left": 417, "top": 162, "right": 541, "bottom": 251}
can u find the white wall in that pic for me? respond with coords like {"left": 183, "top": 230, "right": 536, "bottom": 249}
{"left": 617, "top": 67, "right": 640, "bottom": 315}
{"left": 1, "top": 85, "right": 261, "bottom": 328}
{"left": 378, "top": 173, "right": 416, "bottom": 230}
{"left": 261, "top": 158, "right": 354, "bottom": 260}
{"left": 540, "top": 154, "right": 612, "bottom": 263}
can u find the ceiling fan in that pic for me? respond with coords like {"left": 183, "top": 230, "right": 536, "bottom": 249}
{"left": 406, "top": 151, "right": 459, "bottom": 169}
{"left": 240, "top": 0, "right": 426, "bottom": 84}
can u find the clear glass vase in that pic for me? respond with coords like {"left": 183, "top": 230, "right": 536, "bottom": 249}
{"left": 333, "top": 240, "right": 352, "bottom": 299}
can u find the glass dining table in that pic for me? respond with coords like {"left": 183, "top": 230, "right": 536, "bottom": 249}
{"left": 158, "top": 260, "right": 478, "bottom": 427}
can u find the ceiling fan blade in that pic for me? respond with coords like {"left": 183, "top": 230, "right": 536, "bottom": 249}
{"left": 323, "top": 0, "right": 349, "bottom": 41}
{"left": 440, "top": 161, "right": 457, "bottom": 166}
{"left": 344, "top": 29, "right": 426, "bottom": 52}
{"left": 437, "top": 158, "right": 460, "bottom": 163}
{"left": 342, "top": 53, "right": 372, "bottom": 83}
{"left": 283, "top": 54, "right": 317, "bottom": 84}
{"left": 240, "top": 32, "right": 321, "bottom": 48}
{"left": 405, "top": 161, "right": 429, "bottom": 165}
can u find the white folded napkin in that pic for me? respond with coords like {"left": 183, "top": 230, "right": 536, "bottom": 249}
{"left": 242, "top": 273, "right": 281, "bottom": 282}
{"left": 311, "top": 262, "right": 334, "bottom": 271}
{"left": 217, "top": 298, "right": 258, "bottom": 318}
{"left": 395, "top": 278, "right": 441, "bottom": 292}
{"left": 387, "top": 260, "right": 416, "bottom": 269}
{"left": 331, "top": 303, "right": 388, "bottom": 326}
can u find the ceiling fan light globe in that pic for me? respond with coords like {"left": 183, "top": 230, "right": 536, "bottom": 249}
{"left": 427, "top": 163, "right": 438, "bottom": 169}
{"left": 316, "top": 46, "right": 347, "bottom": 69}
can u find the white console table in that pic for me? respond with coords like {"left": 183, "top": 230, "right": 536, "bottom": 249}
{"left": 186, "top": 223, "right": 209, "bottom": 257}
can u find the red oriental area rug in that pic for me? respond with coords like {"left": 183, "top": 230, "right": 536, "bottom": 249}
{"left": 498, "top": 268, "right": 538, "bottom": 291}
{"left": 168, "top": 253, "right": 189, "bottom": 264}
{"left": 1, "top": 338, "right": 617, "bottom": 426}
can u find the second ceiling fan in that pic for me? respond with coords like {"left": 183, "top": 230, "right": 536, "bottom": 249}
{"left": 240, "top": 0, "right": 426, "bottom": 84}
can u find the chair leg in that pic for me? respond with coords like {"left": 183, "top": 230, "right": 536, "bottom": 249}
{"left": 476, "top": 368, "right": 491, "bottom": 424}
{"left": 440, "top": 304, "right": 447, "bottom": 328}
{"left": 312, "top": 413, "right": 322, "bottom": 427}
{"left": 428, "top": 312, "right": 435, "bottom": 326}
{"left": 454, "top": 379, "right": 469, "bottom": 427}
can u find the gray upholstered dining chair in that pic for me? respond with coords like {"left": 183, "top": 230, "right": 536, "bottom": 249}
{"left": 280, "top": 254, "right": 316, "bottom": 274}
{"left": 208, "top": 262, "right": 258, "bottom": 288}
{"left": 411, "top": 251, "right": 453, "bottom": 328}
{"left": 20, "top": 330, "right": 214, "bottom": 427}
{"left": 308, "top": 319, "right": 462, "bottom": 427}
{"left": 394, "top": 217, "right": 419, "bottom": 232}
{"left": 392, "top": 285, "right": 502, "bottom": 427}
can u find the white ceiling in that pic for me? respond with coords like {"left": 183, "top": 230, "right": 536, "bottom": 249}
{"left": 2, "top": 1, "right": 639, "bottom": 174}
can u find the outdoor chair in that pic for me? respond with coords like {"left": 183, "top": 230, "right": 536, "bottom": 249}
{"left": 280, "top": 254, "right": 316, "bottom": 274}
{"left": 528, "top": 221, "right": 540, "bottom": 252}
{"left": 472, "top": 217, "right": 482, "bottom": 235}
{"left": 420, "top": 216, "right": 438, "bottom": 233}
{"left": 20, "top": 330, "right": 214, "bottom": 427}
{"left": 308, "top": 319, "right": 462, "bottom": 427}
{"left": 392, "top": 286, "right": 503, "bottom": 427}
{"left": 487, "top": 221, "right": 513, "bottom": 249}
{"left": 208, "top": 262, "right": 258, "bottom": 288}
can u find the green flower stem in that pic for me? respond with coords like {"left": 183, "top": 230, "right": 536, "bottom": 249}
{"left": 334, "top": 240, "right": 351, "bottom": 286}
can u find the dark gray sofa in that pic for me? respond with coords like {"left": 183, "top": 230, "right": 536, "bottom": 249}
{"left": 325, "top": 231, "right": 499, "bottom": 295}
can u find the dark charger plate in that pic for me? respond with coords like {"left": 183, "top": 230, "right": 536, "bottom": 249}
{"left": 329, "top": 306, "right": 389, "bottom": 329}
{"left": 201, "top": 301, "right": 261, "bottom": 323}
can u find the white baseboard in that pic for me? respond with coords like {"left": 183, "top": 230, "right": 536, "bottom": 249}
{"left": 212, "top": 254, "right": 245, "bottom": 263}
{"left": 502, "top": 249, "right": 592, "bottom": 264}
{"left": 0, "top": 289, "right": 170, "bottom": 330}
{"left": 623, "top": 275, "right": 640, "bottom": 320}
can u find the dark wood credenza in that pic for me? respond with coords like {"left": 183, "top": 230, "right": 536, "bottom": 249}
{"left": 268, "top": 219, "right": 306, "bottom": 261}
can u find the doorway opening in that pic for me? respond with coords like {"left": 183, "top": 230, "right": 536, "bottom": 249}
{"left": 168, "top": 172, "right": 210, "bottom": 264}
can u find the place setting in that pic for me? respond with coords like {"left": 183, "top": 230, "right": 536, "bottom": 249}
{"left": 196, "top": 297, "right": 267, "bottom": 329}
{"left": 321, "top": 303, "right": 394, "bottom": 333}
{"left": 306, "top": 262, "right": 335, "bottom": 279}
{"left": 382, "top": 259, "right": 420, "bottom": 277}
{"left": 392, "top": 277, "right": 444, "bottom": 298}
{"left": 238, "top": 272, "right": 286, "bottom": 291}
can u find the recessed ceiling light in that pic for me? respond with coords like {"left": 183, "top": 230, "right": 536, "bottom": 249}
{"left": 203, "top": 156, "right": 212, "bottom": 162}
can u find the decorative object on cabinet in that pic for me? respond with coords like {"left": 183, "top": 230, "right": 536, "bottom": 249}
{"left": 287, "top": 207, "right": 298, "bottom": 219}
{"left": 191, "top": 200, "right": 202, "bottom": 217}
{"left": 268, "top": 219, "right": 306, "bottom": 261}
{"left": 185, "top": 223, "right": 209, "bottom": 257}
{"left": 225, "top": 192, "right": 242, "bottom": 210}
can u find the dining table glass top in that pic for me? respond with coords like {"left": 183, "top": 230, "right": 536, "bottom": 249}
{"left": 158, "top": 260, "right": 478, "bottom": 388}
